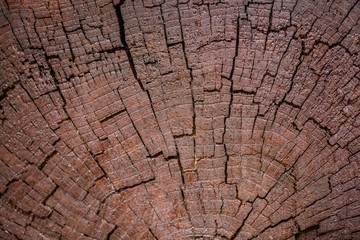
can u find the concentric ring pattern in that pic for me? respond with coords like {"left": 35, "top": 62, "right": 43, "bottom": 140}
{"left": 0, "top": 0, "right": 359, "bottom": 239}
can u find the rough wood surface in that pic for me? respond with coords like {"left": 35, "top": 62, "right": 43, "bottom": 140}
{"left": 0, "top": 0, "right": 359, "bottom": 239}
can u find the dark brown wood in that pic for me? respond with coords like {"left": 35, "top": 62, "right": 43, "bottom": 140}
{"left": 1, "top": 0, "right": 359, "bottom": 239}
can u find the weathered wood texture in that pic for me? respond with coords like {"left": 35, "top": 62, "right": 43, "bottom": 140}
{"left": 1, "top": 0, "right": 359, "bottom": 239}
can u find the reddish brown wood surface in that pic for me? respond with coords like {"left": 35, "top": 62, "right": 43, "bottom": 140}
{"left": 0, "top": 0, "right": 359, "bottom": 239}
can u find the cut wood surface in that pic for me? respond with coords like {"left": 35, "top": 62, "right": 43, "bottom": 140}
{"left": 0, "top": 0, "right": 359, "bottom": 239}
